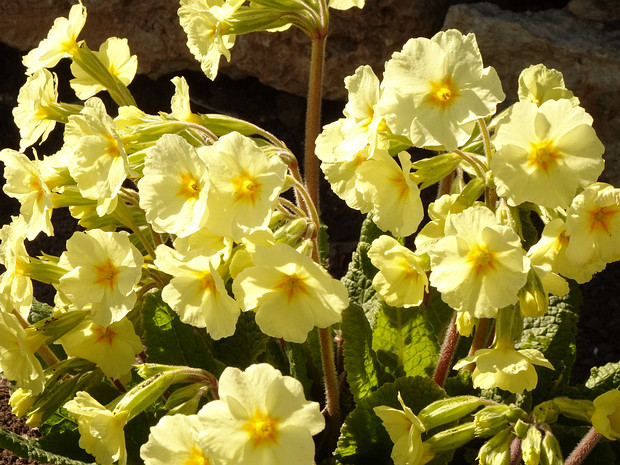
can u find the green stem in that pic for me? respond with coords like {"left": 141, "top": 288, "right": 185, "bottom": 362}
{"left": 565, "top": 427, "right": 602, "bottom": 465}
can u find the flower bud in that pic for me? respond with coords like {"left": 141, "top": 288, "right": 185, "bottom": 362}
{"left": 474, "top": 405, "right": 525, "bottom": 437}
{"left": 418, "top": 396, "right": 486, "bottom": 431}
{"left": 518, "top": 269, "right": 548, "bottom": 318}
{"left": 477, "top": 427, "right": 513, "bottom": 465}
{"left": 8, "top": 388, "right": 36, "bottom": 417}
{"left": 553, "top": 396, "right": 593, "bottom": 423}
{"left": 164, "top": 383, "right": 211, "bottom": 415}
{"left": 513, "top": 419, "right": 530, "bottom": 439}
{"left": 273, "top": 218, "right": 309, "bottom": 247}
{"left": 455, "top": 310, "right": 477, "bottom": 337}
{"left": 425, "top": 422, "right": 476, "bottom": 453}
{"left": 540, "top": 431, "right": 563, "bottom": 465}
{"left": 521, "top": 425, "right": 542, "bottom": 465}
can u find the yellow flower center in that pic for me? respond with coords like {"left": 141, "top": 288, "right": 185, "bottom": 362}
{"left": 29, "top": 175, "right": 45, "bottom": 203}
{"left": 178, "top": 172, "right": 201, "bottom": 199}
{"left": 275, "top": 272, "right": 310, "bottom": 303}
{"left": 467, "top": 243, "right": 496, "bottom": 276}
{"left": 554, "top": 230, "right": 570, "bottom": 251}
{"left": 426, "top": 77, "right": 459, "bottom": 109}
{"left": 389, "top": 171, "right": 412, "bottom": 200}
{"left": 588, "top": 205, "right": 619, "bottom": 234}
{"left": 528, "top": 140, "right": 562, "bottom": 174}
{"left": 198, "top": 272, "right": 217, "bottom": 293}
{"left": 183, "top": 446, "right": 210, "bottom": 465}
{"left": 92, "top": 324, "right": 117, "bottom": 346}
{"left": 93, "top": 258, "right": 120, "bottom": 291}
{"left": 105, "top": 133, "right": 122, "bottom": 158}
{"left": 242, "top": 409, "right": 279, "bottom": 448}
{"left": 231, "top": 171, "right": 261, "bottom": 204}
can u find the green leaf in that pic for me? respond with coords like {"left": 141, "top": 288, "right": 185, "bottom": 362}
{"left": 372, "top": 303, "right": 440, "bottom": 379}
{"left": 284, "top": 341, "right": 315, "bottom": 398}
{"left": 141, "top": 290, "right": 225, "bottom": 376}
{"left": 28, "top": 298, "right": 54, "bottom": 324}
{"left": 211, "top": 311, "right": 270, "bottom": 369}
{"left": 517, "top": 280, "right": 582, "bottom": 404}
{"left": 0, "top": 426, "right": 95, "bottom": 465}
{"left": 341, "top": 303, "right": 389, "bottom": 402}
{"left": 335, "top": 376, "right": 446, "bottom": 464}
{"left": 38, "top": 409, "right": 95, "bottom": 462}
{"left": 585, "top": 362, "right": 620, "bottom": 396}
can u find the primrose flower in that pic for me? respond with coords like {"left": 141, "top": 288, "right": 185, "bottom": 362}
{"left": 232, "top": 243, "right": 348, "bottom": 343}
{"left": 173, "top": 227, "right": 234, "bottom": 261}
{"left": 491, "top": 99, "right": 604, "bottom": 208}
{"left": 591, "top": 390, "right": 620, "bottom": 441}
{"left": 202, "top": 131, "right": 287, "bottom": 240}
{"left": 0, "top": 217, "right": 33, "bottom": 319}
{"left": 0, "top": 311, "right": 45, "bottom": 395}
{"left": 64, "top": 391, "right": 129, "bottom": 465}
{"left": 141, "top": 414, "right": 218, "bottom": 465}
{"left": 138, "top": 133, "right": 210, "bottom": 237}
{"left": 0, "top": 149, "right": 54, "bottom": 239}
{"left": 454, "top": 343, "right": 553, "bottom": 394}
{"left": 377, "top": 29, "right": 504, "bottom": 151}
{"left": 373, "top": 392, "right": 433, "bottom": 465}
{"left": 65, "top": 97, "right": 130, "bottom": 216}
{"left": 517, "top": 64, "right": 579, "bottom": 106}
{"left": 428, "top": 206, "right": 529, "bottom": 318}
{"left": 58, "top": 317, "right": 143, "bottom": 380}
{"left": 414, "top": 193, "right": 471, "bottom": 253}
{"left": 22, "top": 1, "right": 87, "bottom": 74}
{"left": 178, "top": 0, "right": 244, "bottom": 80}
{"left": 368, "top": 235, "right": 428, "bottom": 308}
{"left": 329, "top": 0, "right": 364, "bottom": 10}
{"left": 565, "top": 182, "right": 620, "bottom": 266}
{"left": 356, "top": 150, "right": 424, "bottom": 237}
{"left": 57, "top": 229, "right": 143, "bottom": 326}
{"left": 169, "top": 76, "right": 202, "bottom": 124}
{"left": 527, "top": 218, "right": 605, "bottom": 284}
{"left": 12, "top": 69, "right": 61, "bottom": 151}
{"left": 197, "top": 363, "right": 325, "bottom": 465}
{"left": 155, "top": 244, "right": 241, "bottom": 340}
{"left": 70, "top": 37, "right": 138, "bottom": 100}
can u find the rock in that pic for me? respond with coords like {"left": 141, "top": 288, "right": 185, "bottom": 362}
{"left": 0, "top": 0, "right": 450, "bottom": 100}
{"left": 443, "top": 2, "right": 620, "bottom": 186}
{"left": 567, "top": 0, "right": 620, "bottom": 24}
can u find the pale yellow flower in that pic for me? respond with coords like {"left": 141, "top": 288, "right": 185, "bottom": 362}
{"left": 329, "top": 0, "right": 364, "bottom": 10}
{"left": 377, "top": 29, "right": 504, "bottom": 151}
{"left": 202, "top": 132, "right": 287, "bottom": 240}
{"left": 65, "top": 97, "right": 129, "bottom": 216}
{"left": 12, "top": 69, "right": 60, "bottom": 151}
{"left": 232, "top": 243, "right": 348, "bottom": 343}
{"left": 169, "top": 76, "right": 202, "bottom": 124}
{"left": 414, "top": 193, "right": 471, "bottom": 253}
{"left": 22, "top": 1, "right": 87, "bottom": 74}
{"left": 454, "top": 344, "right": 553, "bottom": 394}
{"left": 178, "top": 0, "right": 244, "bottom": 80}
{"left": 172, "top": 226, "right": 233, "bottom": 261}
{"left": 356, "top": 150, "right": 424, "bottom": 237}
{"left": 491, "top": 99, "right": 604, "bottom": 208}
{"left": 0, "top": 216, "right": 33, "bottom": 319}
{"left": 518, "top": 64, "right": 579, "bottom": 107}
{"left": 57, "top": 229, "right": 143, "bottom": 326}
{"left": 155, "top": 244, "right": 241, "bottom": 340}
{"left": 428, "top": 206, "right": 529, "bottom": 318}
{"left": 526, "top": 218, "right": 605, "bottom": 284}
{"left": 70, "top": 37, "right": 138, "bottom": 100}
{"left": 0, "top": 311, "right": 45, "bottom": 395}
{"left": 197, "top": 363, "right": 325, "bottom": 465}
{"left": 64, "top": 391, "right": 129, "bottom": 465}
{"left": 0, "top": 149, "right": 54, "bottom": 239}
{"left": 141, "top": 414, "right": 219, "bottom": 465}
{"left": 138, "top": 133, "right": 210, "bottom": 237}
{"left": 374, "top": 392, "right": 433, "bottom": 465}
{"left": 59, "top": 317, "right": 143, "bottom": 379}
{"left": 368, "top": 235, "right": 428, "bottom": 308}
{"left": 565, "top": 182, "right": 620, "bottom": 266}
{"left": 591, "top": 390, "right": 620, "bottom": 441}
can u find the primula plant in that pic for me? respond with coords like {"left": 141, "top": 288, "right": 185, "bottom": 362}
{"left": 1, "top": 1, "right": 620, "bottom": 464}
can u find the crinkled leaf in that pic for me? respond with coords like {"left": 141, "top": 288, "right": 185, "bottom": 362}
{"left": 38, "top": 409, "right": 95, "bottom": 463}
{"left": 373, "top": 303, "right": 440, "bottom": 379}
{"left": 335, "top": 376, "right": 446, "bottom": 464}
{"left": 0, "top": 426, "right": 95, "bottom": 465}
{"left": 211, "top": 311, "right": 270, "bottom": 369}
{"left": 141, "top": 290, "right": 225, "bottom": 376}
{"left": 28, "top": 297, "right": 53, "bottom": 324}
{"left": 517, "top": 280, "right": 582, "bottom": 404}
{"left": 284, "top": 341, "right": 315, "bottom": 398}
{"left": 585, "top": 362, "right": 620, "bottom": 396}
{"left": 341, "top": 303, "right": 390, "bottom": 402}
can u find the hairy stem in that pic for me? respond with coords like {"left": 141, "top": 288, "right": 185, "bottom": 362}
{"left": 565, "top": 427, "right": 602, "bottom": 465}
{"left": 433, "top": 313, "right": 459, "bottom": 387}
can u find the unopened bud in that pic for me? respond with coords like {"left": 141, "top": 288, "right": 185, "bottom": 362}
{"left": 474, "top": 405, "right": 525, "bottom": 437}
{"left": 425, "top": 422, "right": 476, "bottom": 453}
{"left": 553, "top": 397, "right": 593, "bottom": 423}
{"left": 8, "top": 388, "right": 36, "bottom": 417}
{"left": 518, "top": 269, "right": 548, "bottom": 318}
{"left": 477, "top": 427, "right": 513, "bottom": 465}
{"left": 418, "top": 396, "right": 486, "bottom": 431}
{"left": 540, "top": 431, "right": 563, "bottom": 465}
{"left": 521, "top": 425, "right": 542, "bottom": 465}
{"left": 513, "top": 419, "right": 530, "bottom": 439}
{"left": 455, "top": 311, "right": 477, "bottom": 337}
